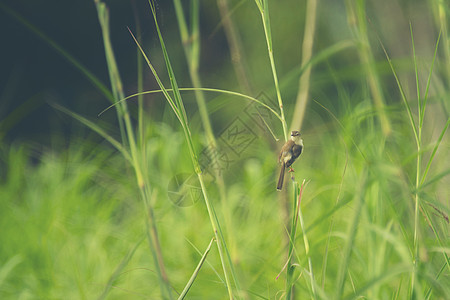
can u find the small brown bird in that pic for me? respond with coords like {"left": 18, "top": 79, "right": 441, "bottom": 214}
{"left": 277, "top": 131, "right": 303, "bottom": 191}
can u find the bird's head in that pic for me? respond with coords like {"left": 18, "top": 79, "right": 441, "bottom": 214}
{"left": 290, "top": 131, "right": 303, "bottom": 145}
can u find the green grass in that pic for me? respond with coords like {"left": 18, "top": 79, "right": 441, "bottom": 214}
{"left": 1, "top": 0, "right": 449, "bottom": 299}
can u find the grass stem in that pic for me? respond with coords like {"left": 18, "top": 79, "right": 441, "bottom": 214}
{"left": 95, "top": 1, "right": 173, "bottom": 298}
{"left": 345, "top": 0, "right": 392, "bottom": 136}
{"left": 290, "top": 0, "right": 317, "bottom": 132}
{"left": 254, "top": 0, "right": 288, "bottom": 140}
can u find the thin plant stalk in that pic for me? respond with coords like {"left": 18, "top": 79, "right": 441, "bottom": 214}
{"left": 94, "top": 1, "right": 173, "bottom": 298}
{"left": 131, "top": 0, "right": 146, "bottom": 146}
{"left": 335, "top": 169, "right": 368, "bottom": 299}
{"left": 377, "top": 30, "right": 420, "bottom": 296}
{"left": 95, "top": 1, "right": 129, "bottom": 147}
{"left": 434, "top": 1, "right": 450, "bottom": 87}
{"left": 298, "top": 205, "right": 316, "bottom": 299}
{"left": 410, "top": 24, "right": 450, "bottom": 297}
{"left": 345, "top": 0, "right": 392, "bottom": 136}
{"left": 322, "top": 142, "right": 348, "bottom": 289}
{"left": 411, "top": 25, "right": 421, "bottom": 297}
{"left": 135, "top": 2, "right": 235, "bottom": 298}
{"left": 254, "top": 0, "right": 288, "bottom": 140}
{"left": 172, "top": 0, "right": 216, "bottom": 151}
{"left": 379, "top": 23, "right": 448, "bottom": 298}
{"left": 286, "top": 180, "right": 316, "bottom": 299}
{"left": 178, "top": 238, "right": 215, "bottom": 300}
{"left": 253, "top": 2, "right": 314, "bottom": 298}
{"left": 290, "top": 0, "right": 317, "bottom": 132}
{"left": 172, "top": 1, "right": 244, "bottom": 294}
{"left": 172, "top": 0, "right": 230, "bottom": 217}
{"left": 284, "top": 180, "right": 300, "bottom": 299}
{"left": 217, "top": 0, "right": 253, "bottom": 94}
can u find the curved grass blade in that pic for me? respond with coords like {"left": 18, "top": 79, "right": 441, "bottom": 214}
{"left": 50, "top": 102, "right": 131, "bottom": 163}
{"left": 377, "top": 31, "right": 419, "bottom": 146}
{"left": 98, "top": 87, "right": 281, "bottom": 121}
{"left": 0, "top": 255, "right": 22, "bottom": 287}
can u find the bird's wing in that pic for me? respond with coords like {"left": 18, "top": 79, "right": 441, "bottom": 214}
{"left": 292, "top": 144, "right": 303, "bottom": 158}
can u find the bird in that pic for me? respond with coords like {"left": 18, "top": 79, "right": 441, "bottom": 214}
{"left": 277, "top": 131, "right": 303, "bottom": 191}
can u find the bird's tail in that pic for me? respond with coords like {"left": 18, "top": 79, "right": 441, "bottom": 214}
{"left": 277, "top": 162, "right": 285, "bottom": 191}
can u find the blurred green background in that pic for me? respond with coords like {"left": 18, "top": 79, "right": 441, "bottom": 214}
{"left": 0, "top": 0, "right": 449, "bottom": 299}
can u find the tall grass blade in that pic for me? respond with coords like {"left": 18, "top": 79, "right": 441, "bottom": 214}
{"left": 178, "top": 238, "right": 215, "bottom": 300}
{"left": 96, "top": 2, "right": 173, "bottom": 298}
{"left": 410, "top": 24, "right": 421, "bottom": 127}
{"left": 419, "top": 30, "right": 441, "bottom": 127}
{"left": 425, "top": 262, "right": 448, "bottom": 300}
{"left": 185, "top": 238, "right": 224, "bottom": 283}
{"left": 346, "top": 0, "right": 392, "bottom": 136}
{"left": 50, "top": 102, "right": 131, "bottom": 163}
{"left": 0, "top": 255, "right": 22, "bottom": 287}
{"left": 216, "top": 0, "right": 253, "bottom": 93}
{"left": 378, "top": 35, "right": 419, "bottom": 145}
{"left": 297, "top": 181, "right": 316, "bottom": 299}
{"left": 138, "top": 2, "right": 235, "bottom": 298}
{"left": 420, "top": 118, "right": 450, "bottom": 185}
{"left": 254, "top": 0, "right": 288, "bottom": 140}
{"left": 127, "top": 29, "right": 183, "bottom": 124}
{"left": 419, "top": 168, "right": 450, "bottom": 191}
{"left": 95, "top": 0, "right": 129, "bottom": 158}
{"left": 171, "top": 6, "right": 243, "bottom": 292}
{"left": 335, "top": 169, "right": 367, "bottom": 299}
{"left": 130, "top": 0, "right": 145, "bottom": 145}
{"left": 419, "top": 202, "right": 450, "bottom": 273}
{"left": 343, "top": 265, "right": 412, "bottom": 300}
{"left": 284, "top": 180, "right": 300, "bottom": 299}
{"left": 290, "top": 0, "right": 317, "bottom": 132}
{"left": 409, "top": 27, "right": 422, "bottom": 298}
{"left": 285, "top": 180, "right": 315, "bottom": 299}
